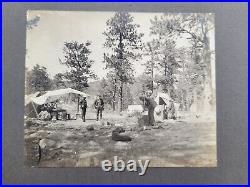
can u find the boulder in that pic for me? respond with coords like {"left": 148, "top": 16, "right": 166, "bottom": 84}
{"left": 39, "top": 138, "right": 56, "bottom": 149}
{"left": 112, "top": 127, "right": 132, "bottom": 142}
{"left": 86, "top": 125, "right": 94, "bottom": 131}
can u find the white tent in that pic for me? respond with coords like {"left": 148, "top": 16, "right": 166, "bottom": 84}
{"left": 25, "top": 92, "right": 41, "bottom": 106}
{"left": 25, "top": 92, "right": 41, "bottom": 118}
{"left": 32, "top": 88, "right": 89, "bottom": 105}
{"left": 154, "top": 92, "right": 171, "bottom": 105}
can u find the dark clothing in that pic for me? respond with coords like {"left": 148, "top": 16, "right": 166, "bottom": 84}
{"left": 148, "top": 107, "right": 155, "bottom": 126}
{"left": 81, "top": 108, "right": 86, "bottom": 122}
{"left": 141, "top": 97, "right": 157, "bottom": 126}
{"left": 80, "top": 99, "right": 87, "bottom": 109}
{"left": 94, "top": 98, "right": 104, "bottom": 110}
{"left": 163, "top": 108, "right": 168, "bottom": 120}
{"left": 80, "top": 99, "right": 87, "bottom": 122}
{"left": 94, "top": 98, "right": 104, "bottom": 121}
{"left": 96, "top": 108, "right": 103, "bottom": 121}
{"left": 169, "top": 101, "right": 176, "bottom": 120}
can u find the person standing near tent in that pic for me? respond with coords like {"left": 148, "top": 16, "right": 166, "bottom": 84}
{"left": 163, "top": 104, "right": 168, "bottom": 120}
{"left": 169, "top": 99, "right": 176, "bottom": 120}
{"left": 139, "top": 95, "right": 157, "bottom": 126}
{"left": 94, "top": 95, "right": 104, "bottom": 121}
{"left": 80, "top": 97, "right": 87, "bottom": 122}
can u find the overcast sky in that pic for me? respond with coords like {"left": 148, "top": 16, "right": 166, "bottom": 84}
{"left": 26, "top": 11, "right": 215, "bottom": 83}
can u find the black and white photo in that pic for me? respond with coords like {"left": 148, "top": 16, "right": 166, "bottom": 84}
{"left": 24, "top": 11, "right": 216, "bottom": 167}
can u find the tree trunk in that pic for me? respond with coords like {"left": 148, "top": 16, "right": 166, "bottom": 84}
{"left": 112, "top": 84, "right": 116, "bottom": 111}
{"left": 164, "top": 59, "right": 168, "bottom": 93}
{"left": 204, "top": 34, "right": 215, "bottom": 111}
{"left": 112, "top": 100, "right": 116, "bottom": 111}
{"left": 201, "top": 15, "right": 214, "bottom": 112}
{"left": 118, "top": 32, "right": 124, "bottom": 112}
{"left": 151, "top": 60, "right": 154, "bottom": 93}
{"left": 119, "top": 82, "right": 123, "bottom": 112}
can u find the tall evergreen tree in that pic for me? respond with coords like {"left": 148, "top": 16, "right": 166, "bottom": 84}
{"left": 143, "top": 39, "right": 160, "bottom": 93}
{"left": 59, "top": 41, "right": 96, "bottom": 91}
{"left": 59, "top": 41, "right": 96, "bottom": 112}
{"left": 103, "top": 12, "right": 143, "bottom": 111}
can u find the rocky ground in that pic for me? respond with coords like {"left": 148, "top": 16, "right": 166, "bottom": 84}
{"left": 24, "top": 110, "right": 216, "bottom": 167}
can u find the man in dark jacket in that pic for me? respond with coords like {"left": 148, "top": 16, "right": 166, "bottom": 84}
{"left": 139, "top": 96, "right": 157, "bottom": 126}
{"left": 94, "top": 95, "right": 104, "bottom": 121}
{"left": 80, "top": 97, "right": 87, "bottom": 122}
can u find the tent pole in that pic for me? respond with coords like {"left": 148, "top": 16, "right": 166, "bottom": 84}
{"left": 32, "top": 101, "right": 39, "bottom": 118}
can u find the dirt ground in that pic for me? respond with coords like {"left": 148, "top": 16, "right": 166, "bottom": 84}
{"left": 24, "top": 110, "right": 217, "bottom": 167}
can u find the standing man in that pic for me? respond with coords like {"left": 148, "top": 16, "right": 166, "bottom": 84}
{"left": 80, "top": 97, "right": 87, "bottom": 122}
{"left": 169, "top": 99, "right": 176, "bottom": 120}
{"left": 94, "top": 95, "right": 104, "bottom": 121}
{"left": 163, "top": 104, "right": 168, "bottom": 120}
{"left": 139, "top": 94, "right": 157, "bottom": 126}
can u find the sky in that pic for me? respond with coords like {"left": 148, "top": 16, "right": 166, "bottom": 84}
{"left": 26, "top": 11, "right": 215, "bottom": 83}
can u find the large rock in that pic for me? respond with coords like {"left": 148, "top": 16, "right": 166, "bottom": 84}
{"left": 39, "top": 138, "right": 56, "bottom": 149}
{"left": 86, "top": 125, "right": 94, "bottom": 131}
{"left": 112, "top": 127, "right": 132, "bottom": 142}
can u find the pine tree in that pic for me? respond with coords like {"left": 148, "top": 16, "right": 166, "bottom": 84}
{"left": 150, "top": 13, "right": 214, "bottom": 112}
{"left": 103, "top": 12, "right": 143, "bottom": 111}
{"left": 59, "top": 41, "right": 96, "bottom": 112}
{"left": 143, "top": 39, "right": 160, "bottom": 93}
{"left": 59, "top": 41, "right": 96, "bottom": 91}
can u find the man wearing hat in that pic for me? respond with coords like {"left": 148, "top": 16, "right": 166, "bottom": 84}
{"left": 94, "top": 95, "right": 104, "bottom": 121}
{"left": 139, "top": 91, "right": 157, "bottom": 126}
{"left": 80, "top": 97, "right": 88, "bottom": 122}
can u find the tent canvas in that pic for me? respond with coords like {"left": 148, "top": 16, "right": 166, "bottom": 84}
{"left": 25, "top": 92, "right": 41, "bottom": 106}
{"left": 154, "top": 92, "right": 171, "bottom": 105}
{"left": 32, "top": 88, "right": 89, "bottom": 105}
{"left": 25, "top": 92, "right": 42, "bottom": 118}
{"left": 25, "top": 88, "right": 89, "bottom": 118}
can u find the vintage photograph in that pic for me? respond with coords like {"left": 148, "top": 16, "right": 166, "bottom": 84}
{"left": 24, "top": 11, "right": 216, "bottom": 167}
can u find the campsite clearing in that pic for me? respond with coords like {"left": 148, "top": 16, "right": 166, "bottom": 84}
{"left": 24, "top": 110, "right": 216, "bottom": 167}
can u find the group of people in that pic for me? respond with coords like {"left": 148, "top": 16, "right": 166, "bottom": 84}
{"left": 79, "top": 95, "right": 104, "bottom": 122}
{"left": 40, "top": 101, "right": 58, "bottom": 113}
{"left": 80, "top": 92, "right": 176, "bottom": 126}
